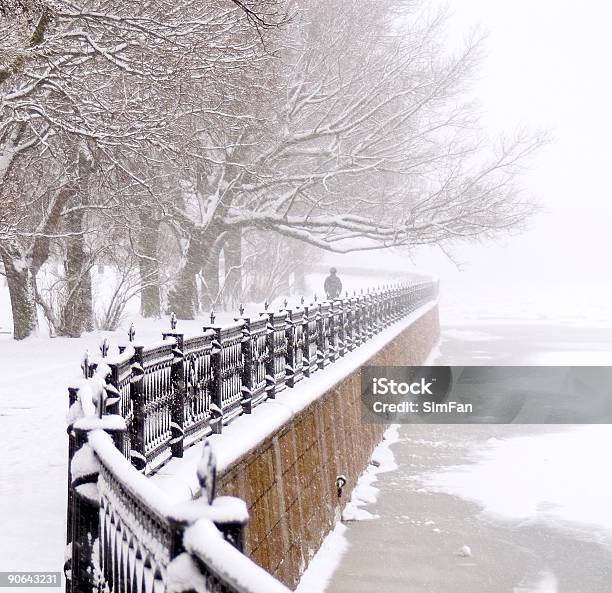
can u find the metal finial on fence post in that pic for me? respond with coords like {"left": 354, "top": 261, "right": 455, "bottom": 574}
{"left": 264, "top": 300, "right": 269, "bottom": 311}
{"left": 170, "top": 312, "right": 177, "bottom": 330}
{"left": 300, "top": 296, "right": 305, "bottom": 305}
{"left": 239, "top": 303, "right": 245, "bottom": 317}
{"left": 314, "top": 293, "right": 317, "bottom": 302}
{"left": 128, "top": 323, "right": 136, "bottom": 343}
{"left": 81, "top": 350, "right": 90, "bottom": 378}
{"left": 284, "top": 298, "right": 288, "bottom": 309}
{"left": 99, "top": 338, "right": 109, "bottom": 358}
{"left": 210, "top": 309, "right": 216, "bottom": 324}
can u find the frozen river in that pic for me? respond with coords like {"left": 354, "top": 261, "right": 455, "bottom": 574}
{"left": 301, "top": 318, "right": 612, "bottom": 593}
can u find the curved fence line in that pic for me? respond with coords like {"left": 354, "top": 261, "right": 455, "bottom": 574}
{"left": 65, "top": 281, "right": 439, "bottom": 593}
{"left": 91, "top": 281, "right": 438, "bottom": 476}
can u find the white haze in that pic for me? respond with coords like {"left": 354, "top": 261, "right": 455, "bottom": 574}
{"left": 408, "top": 1, "right": 612, "bottom": 322}
{"left": 319, "top": 2, "right": 612, "bottom": 324}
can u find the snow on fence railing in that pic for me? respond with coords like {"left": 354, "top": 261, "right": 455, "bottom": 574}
{"left": 66, "top": 390, "right": 290, "bottom": 593}
{"left": 65, "top": 281, "right": 438, "bottom": 593}
{"left": 74, "top": 281, "right": 438, "bottom": 477}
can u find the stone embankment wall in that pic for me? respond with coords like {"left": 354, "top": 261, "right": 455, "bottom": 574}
{"left": 218, "top": 305, "right": 440, "bottom": 588}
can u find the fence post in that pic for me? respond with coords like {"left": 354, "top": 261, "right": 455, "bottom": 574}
{"left": 167, "top": 442, "right": 249, "bottom": 560}
{"left": 301, "top": 306, "right": 311, "bottom": 378}
{"left": 354, "top": 294, "right": 360, "bottom": 343}
{"left": 335, "top": 299, "right": 346, "bottom": 357}
{"left": 315, "top": 304, "right": 325, "bottom": 369}
{"left": 65, "top": 386, "right": 79, "bottom": 551}
{"left": 382, "top": 290, "right": 390, "bottom": 327}
{"left": 365, "top": 293, "right": 374, "bottom": 338}
{"left": 209, "top": 327, "right": 224, "bottom": 434}
{"left": 328, "top": 301, "right": 337, "bottom": 362}
{"left": 264, "top": 312, "right": 277, "bottom": 399}
{"left": 240, "top": 319, "right": 253, "bottom": 414}
{"left": 369, "top": 292, "right": 375, "bottom": 333}
{"left": 130, "top": 344, "right": 147, "bottom": 471}
{"left": 163, "top": 332, "right": 185, "bottom": 458}
{"left": 67, "top": 417, "right": 127, "bottom": 593}
{"left": 67, "top": 426, "right": 97, "bottom": 593}
{"left": 285, "top": 307, "right": 305, "bottom": 387}
{"left": 344, "top": 296, "right": 354, "bottom": 352}
{"left": 393, "top": 286, "right": 400, "bottom": 320}
{"left": 285, "top": 310, "right": 296, "bottom": 387}
{"left": 357, "top": 294, "right": 367, "bottom": 343}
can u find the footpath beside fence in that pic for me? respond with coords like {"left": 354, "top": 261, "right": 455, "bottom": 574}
{"left": 65, "top": 281, "right": 439, "bottom": 593}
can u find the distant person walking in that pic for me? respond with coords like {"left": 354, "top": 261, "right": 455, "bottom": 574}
{"left": 324, "top": 267, "right": 343, "bottom": 299}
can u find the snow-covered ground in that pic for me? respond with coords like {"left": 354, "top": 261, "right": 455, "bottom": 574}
{"left": 3, "top": 264, "right": 612, "bottom": 592}
{"left": 0, "top": 279, "right": 320, "bottom": 578}
{"left": 0, "top": 312, "right": 239, "bottom": 576}
{"left": 0, "top": 271, "right": 431, "bottom": 587}
{"left": 438, "top": 278, "right": 612, "bottom": 329}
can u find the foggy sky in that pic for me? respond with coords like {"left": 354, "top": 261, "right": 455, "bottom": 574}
{"left": 411, "top": 0, "right": 612, "bottom": 300}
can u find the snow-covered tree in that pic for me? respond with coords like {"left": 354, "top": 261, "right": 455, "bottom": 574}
{"left": 0, "top": 0, "right": 282, "bottom": 337}
{"left": 1, "top": 0, "right": 540, "bottom": 335}
{"left": 165, "top": 0, "right": 541, "bottom": 318}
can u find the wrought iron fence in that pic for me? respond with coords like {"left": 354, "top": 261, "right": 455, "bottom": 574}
{"left": 65, "top": 280, "right": 438, "bottom": 592}
{"left": 76, "top": 281, "right": 438, "bottom": 476}
{"left": 66, "top": 395, "right": 288, "bottom": 593}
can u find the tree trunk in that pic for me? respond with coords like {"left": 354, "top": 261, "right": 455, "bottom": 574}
{"left": 167, "top": 223, "right": 229, "bottom": 319}
{"left": 138, "top": 216, "right": 161, "bottom": 318}
{"left": 167, "top": 264, "right": 198, "bottom": 319}
{"left": 56, "top": 145, "right": 95, "bottom": 337}
{"left": 59, "top": 207, "right": 94, "bottom": 337}
{"left": 1, "top": 249, "right": 38, "bottom": 340}
{"left": 167, "top": 232, "right": 205, "bottom": 319}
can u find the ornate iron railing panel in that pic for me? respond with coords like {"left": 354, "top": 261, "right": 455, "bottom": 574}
{"left": 285, "top": 307, "right": 305, "bottom": 387}
{"left": 243, "top": 316, "right": 268, "bottom": 410}
{"left": 108, "top": 350, "right": 135, "bottom": 460}
{"left": 134, "top": 340, "right": 175, "bottom": 474}
{"left": 182, "top": 331, "right": 215, "bottom": 448}
{"left": 207, "top": 321, "right": 245, "bottom": 427}
{"left": 98, "top": 458, "right": 173, "bottom": 593}
{"left": 266, "top": 311, "right": 288, "bottom": 397}
{"left": 303, "top": 304, "right": 319, "bottom": 377}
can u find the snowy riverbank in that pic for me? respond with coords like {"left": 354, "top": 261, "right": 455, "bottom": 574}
{"left": 305, "top": 314, "right": 612, "bottom": 593}
{"left": 322, "top": 424, "right": 612, "bottom": 593}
